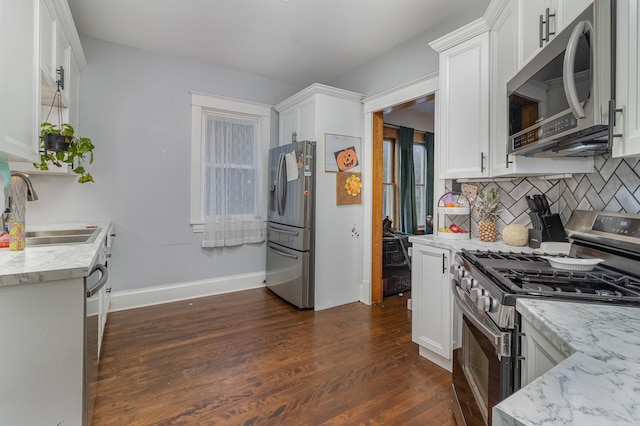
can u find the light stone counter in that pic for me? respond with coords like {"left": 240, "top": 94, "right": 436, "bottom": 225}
{"left": 408, "top": 234, "right": 534, "bottom": 253}
{"left": 494, "top": 299, "right": 640, "bottom": 425}
{"left": 0, "top": 222, "right": 112, "bottom": 286}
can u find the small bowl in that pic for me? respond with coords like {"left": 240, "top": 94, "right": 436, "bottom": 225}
{"left": 540, "top": 256, "right": 604, "bottom": 271}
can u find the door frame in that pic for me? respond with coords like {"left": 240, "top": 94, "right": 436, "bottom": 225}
{"left": 361, "top": 74, "right": 443, "bottom": 305}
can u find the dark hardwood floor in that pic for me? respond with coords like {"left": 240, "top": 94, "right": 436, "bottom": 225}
{"left": 93, "top": 288, "right": 456, "bottom": 425}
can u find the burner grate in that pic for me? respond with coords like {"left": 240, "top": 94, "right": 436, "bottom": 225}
{"left": 460, "top": 248, "right": 640, "bottom": 303}
{"left": 496, "top": 267, "right": 640, "bottom": 298}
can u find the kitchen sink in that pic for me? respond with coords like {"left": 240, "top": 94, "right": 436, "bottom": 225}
{"left": 25, "top": 228, "right": 101, "bottom": 246}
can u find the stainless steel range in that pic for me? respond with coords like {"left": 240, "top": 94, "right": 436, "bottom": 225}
{"left": 450, "top": 210, "right": 640, "bottom": 426}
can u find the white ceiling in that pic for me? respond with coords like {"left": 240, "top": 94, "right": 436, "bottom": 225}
{"left": 67, "top": 0, "right": 486, "bottom": 87}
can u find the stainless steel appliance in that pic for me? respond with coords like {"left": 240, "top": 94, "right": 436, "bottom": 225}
{"left": 507, "top": 0, "right": 614, "bottom": 157}
{"left": 85, "top": 263, "right": 109, "bottom": 426}
{"left": 266, "top": 140, "right": 316, "bottom": 309}
{"left": 450, "top": 210, "right": 640, "bottom": 426}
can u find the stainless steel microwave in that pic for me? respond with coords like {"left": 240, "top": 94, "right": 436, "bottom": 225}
{"left": 507, "top": 1, "right": 612, "bottom": 157}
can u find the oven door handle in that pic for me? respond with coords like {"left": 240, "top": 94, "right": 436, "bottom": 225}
{"left": 451, "top": 280, "right": 511, "bottom": 359}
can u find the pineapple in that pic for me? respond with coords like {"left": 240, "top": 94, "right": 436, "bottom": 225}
{"left": 476, "top": 188, "right": 502, "bottom": 242}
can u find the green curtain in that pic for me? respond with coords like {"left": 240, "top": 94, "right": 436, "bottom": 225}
{"left": 424, "top": 132, "right": 435, "bottom": 234}
{"left": 398, "top": 127, "right": 417, "bottom": 234}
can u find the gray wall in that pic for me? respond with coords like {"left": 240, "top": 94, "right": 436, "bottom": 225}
{"left": 330, "top": 2, "right": 490, "bottom": 96}
{"left": 25, "top": 37, "right": 301, "bottom": 292}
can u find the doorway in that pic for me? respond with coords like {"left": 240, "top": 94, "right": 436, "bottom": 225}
{"left": 363, "top": 74, "right": 443, "bottom": 306}
{"left": 380, "top": 97, "right": 434, "bottom": 300}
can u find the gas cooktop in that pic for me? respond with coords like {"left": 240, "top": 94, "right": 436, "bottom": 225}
{"left": 461, "top": 250, "right": 640, "bottom": 304}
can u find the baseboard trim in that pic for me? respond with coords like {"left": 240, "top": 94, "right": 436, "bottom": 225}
{"left": 109, "top": 272, "right": 266, "bottom": 312}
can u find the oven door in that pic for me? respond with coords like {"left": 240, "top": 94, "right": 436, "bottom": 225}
{"left": 451, "top": 282, "right": 514, "bottom": 426}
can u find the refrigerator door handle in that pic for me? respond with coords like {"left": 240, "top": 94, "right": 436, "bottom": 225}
{"left": 268, "top": 243, "right": 299, "bottom": 259}
{"left": 275, "top": 153, "right": 287, "bottom": 216}
{"left": 268, "top": 224, "right": 299, "bottom": 236}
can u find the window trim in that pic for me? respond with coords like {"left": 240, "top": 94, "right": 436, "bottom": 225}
{"left": 190, "top": 91, "right": 271, "bottom": 233}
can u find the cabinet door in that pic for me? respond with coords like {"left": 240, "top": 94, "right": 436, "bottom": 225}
{"left": 39, "top": 0, "right": 56, "bottom": 86}
{"left": 411, "top": 244, "right": 451, "bottom": 359}
{"left": 559, "top": 0, "right": 593, "bottom": 28}
{"left": 0, "top": 0, "right": 40, "bottom": 163}
{"left": 490, "top": 0, "right": 519, "bottom": 176}
{"left": 613, "top": 0, "right": 640, "bottom": 158}
{"left": 521, "top": 317, "right": 567, "bottom": 387}
{"left": 517, "top": 0, "right": 558, "bottom": 69}
{"left": 279, "top": 107, "right": 296, "bottom": 146}
{"left": 297, "top": 97, "right": 315, "bottom": 142}
{"left": 55, "top": 30, "right": 70, "bottom": 105}
{"left": 439, "top": 32, "right": 490, "bottom": 179}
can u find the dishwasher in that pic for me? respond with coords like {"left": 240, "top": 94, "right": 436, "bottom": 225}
{"left": 85, "top": 261, "right": 108, "bottom": 426}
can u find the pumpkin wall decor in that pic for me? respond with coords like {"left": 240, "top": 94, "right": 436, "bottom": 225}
{"left": 334, "top": 146, "right": 359, "bottom": 172}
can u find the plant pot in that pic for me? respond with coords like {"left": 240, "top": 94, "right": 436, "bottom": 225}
{"left": 43, "top": 133, "right": 71, "bottom": 152}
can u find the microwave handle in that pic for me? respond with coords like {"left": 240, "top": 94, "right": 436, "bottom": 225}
{"left": 563, "top": 20, "right": 593, "bottom": 119}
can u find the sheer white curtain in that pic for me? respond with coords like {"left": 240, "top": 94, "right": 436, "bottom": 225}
{"left": 202, "top": 113, "right": 265, "bottom": 247}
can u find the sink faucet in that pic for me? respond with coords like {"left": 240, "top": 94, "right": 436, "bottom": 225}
{"left": 10, "top": 172, "right": 38, "bottom": 201}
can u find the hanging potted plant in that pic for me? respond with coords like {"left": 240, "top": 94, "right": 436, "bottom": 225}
{"left": 36, "top": 122, "right": 95, "bottom": 183}
{"left": 35, "top": 82, "right": 96, "bottom": 183}
{"left": 40, "top": 122, "right": 74, "bottom": 152}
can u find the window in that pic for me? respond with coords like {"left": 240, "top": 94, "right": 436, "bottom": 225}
{"left": 382, "top": 129, "right": 428, "bottom": 232}
{"left": 382, "top": 138, "right": 396, "bottom": 224}
{"left": 190, "top": 92, "right": 271, "bottom": 247}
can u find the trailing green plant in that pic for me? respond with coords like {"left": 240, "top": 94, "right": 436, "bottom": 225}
{"left": 36, "top": 122, "right": 95, "bottom": 183}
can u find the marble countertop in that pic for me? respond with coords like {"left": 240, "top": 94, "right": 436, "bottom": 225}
{"left": 0, "top": 222, "right": 112, "bottom": 286}
{"left": 493, "top": 299, "right": 640, "bottom": 425}
{"left": 409, "top": 234, "right": 535, "bottom": 253}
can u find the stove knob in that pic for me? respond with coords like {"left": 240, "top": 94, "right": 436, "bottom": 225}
{"left": 451, "top": 266, "right": 464, "bottom": 281}
{"left": 470, "top": 287, "right": 485, "bottom": 302}
{"left": 477, "top": 295, "right": 496, "bottom": 313}
{"left": 460, "top": 277, "right": 477, "bottom": 291}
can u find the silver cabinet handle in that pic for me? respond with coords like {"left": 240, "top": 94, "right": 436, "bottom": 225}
{"left": 86, "top": 264, "right": 109, "bottom": 297}
{"left": 268, "top": 243, "right": 298, "bottom": 259}
{"left": 480, "top": 152, "right": 486, "bottom": 173}
{"left": 539, "top": 13, "right": 544, "bottom": 48}
{"left": 268, "top": 225, "right": 299, "bottom": 236}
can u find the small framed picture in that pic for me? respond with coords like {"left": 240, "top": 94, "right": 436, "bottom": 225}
{"left": 325, "top": 133, "right": 361, "bottom": 173}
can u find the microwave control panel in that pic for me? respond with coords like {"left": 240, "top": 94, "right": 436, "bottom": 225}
{"left": 512, "top": 113, "right": 578, "bottom": 151}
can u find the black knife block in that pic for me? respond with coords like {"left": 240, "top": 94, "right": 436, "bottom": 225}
{"left": 528, "top": 212, "right": 567, "bottom": 247}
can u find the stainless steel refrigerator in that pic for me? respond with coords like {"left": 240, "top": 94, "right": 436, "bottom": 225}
{"left": 266, "top": 140, "right": 316, "bottom": 309}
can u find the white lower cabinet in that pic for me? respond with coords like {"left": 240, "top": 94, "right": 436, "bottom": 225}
{"left": 520, "top": 316, "right": 568, "bottom": 387}
{"left": 0, "top": 277, "right": 85, "bottom": 426}
{"left": 411, "top": 243, "right": 460, "bottom": 371}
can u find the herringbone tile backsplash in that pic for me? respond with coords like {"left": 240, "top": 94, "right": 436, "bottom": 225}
{"left": 448, "top": 154, "right": 640, "bottom": 238}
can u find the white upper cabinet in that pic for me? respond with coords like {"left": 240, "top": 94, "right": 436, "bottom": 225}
{"left": 490, "top": 0, "right": 593, "bottom": 176}
{"left": 612, "top": 0, "right": 640, "bottom": 158}
{"left": 433, "top": 26, "right": 491, "bottom": 179}
{"left": 559, "top": 0, "right": 595, "bottom": 28}
{"left": 433, "top": 0, "right": 595, "bottom": 179}
{"left": 40, "top": 0, "right": 85, "bottom": 112}
{"left": 517, "top": 0, "right": 594, "bottom": 70}
{"left": 277, "top": 97, "right": 315, "bottom": 146}
{"left": 517, "top": 0, "right": 559, "bottom": 69}
{"left": 0, "top": 0, "right": 40, "bottom": 163}
{"left": 3, "top": 0, "right": 85, "bottom": 167}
